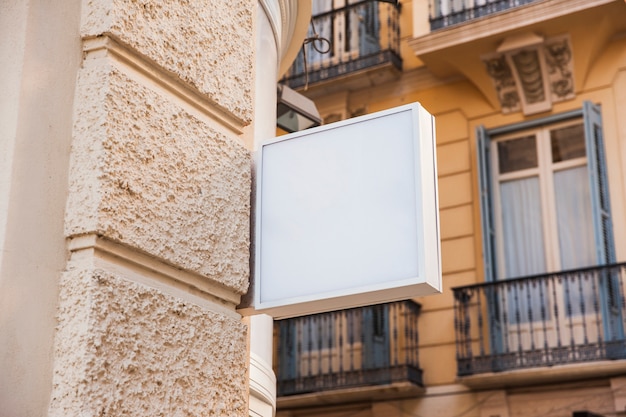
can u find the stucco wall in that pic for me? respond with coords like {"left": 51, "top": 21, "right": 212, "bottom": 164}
{"left": 53, "top": 0, "right": 255, "bottom": 415}
{"left": 65, "top": 59, "right": 251, "bottom": 293}
{"left": 80, "top": 0, "right": 254, "bottom": 123}
{"left": 49, "top": 268, "right": 248, "bottom": 417}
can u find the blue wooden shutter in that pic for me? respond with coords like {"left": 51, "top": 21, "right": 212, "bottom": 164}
{"left": 583, "top": 101, "right": 623, "bottom": 346}
{"left": 476, "top": 125, "right": 497, "bottom": 282}
{"left": 583, "top": 101, "right": 615, "bottom": 265}
{"left": 476, "top": 126, "right": 504, "bottom": 357}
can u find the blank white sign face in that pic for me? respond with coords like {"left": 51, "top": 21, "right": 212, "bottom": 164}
{"left": 255, "top": 103, "right": 440, "bottom": 318}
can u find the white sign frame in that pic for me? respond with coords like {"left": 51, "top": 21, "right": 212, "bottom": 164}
{"left": 253, "top": 102, "right": 441, "bottom": 318}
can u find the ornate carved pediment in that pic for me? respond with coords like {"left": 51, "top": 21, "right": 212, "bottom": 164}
{"left": 483, "top": 34, "right": 574, "bottom": 115}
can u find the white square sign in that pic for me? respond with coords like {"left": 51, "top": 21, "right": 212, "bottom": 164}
{"left": 253, "top": 102, "right": 441, "bottom": 318}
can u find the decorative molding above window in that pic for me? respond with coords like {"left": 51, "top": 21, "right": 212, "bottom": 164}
{"left": 483, "top": 33, "right": 574, "bottom": 115}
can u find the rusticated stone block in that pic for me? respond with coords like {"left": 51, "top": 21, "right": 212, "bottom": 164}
{"left": 49, "top": 268, "right": 248, "bottom": 417}
{"left": 66, "top": 60, "right": 250, "bottom": 293}
{"left": 80, "top": 0, "right": 254, "bottom": 122}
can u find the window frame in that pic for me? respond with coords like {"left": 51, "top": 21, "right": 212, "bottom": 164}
{"left": 477, "top": 101, "right": 615, "bottom": 284}
{"left": 491, "top": 119, "right": 589, "bottom": 280}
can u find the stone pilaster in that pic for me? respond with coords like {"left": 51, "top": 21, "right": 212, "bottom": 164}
{"left": 50, "top": 1, "right": 255, "bottom": 415}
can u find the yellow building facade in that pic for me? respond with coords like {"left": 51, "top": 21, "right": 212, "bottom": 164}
{"left": 275, "top": 1, "right": 626, "bottom": 416}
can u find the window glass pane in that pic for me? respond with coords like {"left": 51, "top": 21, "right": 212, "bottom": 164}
{"left": 499, "top": 176, "right": 546, "bottom": 279}
{"left": 497, "top": 135, "right": 537, "bottom": 174}
{"left": 500, "top": 176, "right": 547, "bottom": 323}
{"left": 554, "top": 165, "right": 595, "bottom": 316}
{"left": 550, "top": 124, "right": 585, "bottom": 162}
{"left": 554, "top": 165, "right": 594, "bottom": 268}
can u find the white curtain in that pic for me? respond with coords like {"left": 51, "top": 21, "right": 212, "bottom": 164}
{"left": 554, "top": 166, "right": 595, "bottom": 269}
{"left": 500, "top": 176, "right": 547, "bottom": 323}
{"left": 554, "top": 166, "right": 595, "bottom": 315}
{"left": 500, "top": 176, "right": 546, "bottom": 278}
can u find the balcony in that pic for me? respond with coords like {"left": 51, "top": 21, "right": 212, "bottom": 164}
{"left": 453, "top": 263, "right": 626, "bottom": 380}
{"left": 410, "top": 0, "right": 622, "bottom": 115}
{"left": 429, "top": 0, "right": 540, "bottom": 30}
{"left": 274, "top": 301, "right": 423, "bottom": 405}
{"left": 280, "top": 0, "right": 402, "bottom": 90}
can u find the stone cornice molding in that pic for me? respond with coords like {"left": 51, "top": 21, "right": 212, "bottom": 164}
{"left": 82, "top": 35, "right": 247, "bottom": 136}
{"left": 258, "top": 0, "right": 312, "bottom": 78}
{"left": 68, "top": 234, "right": 242, "bottom": 317}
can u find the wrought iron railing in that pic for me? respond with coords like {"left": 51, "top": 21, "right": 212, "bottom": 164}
{"left": 280, "top": 0, "right": 402, "bottom": 90}
{"left": 453, "top": 263, "right": 626, "bottom": 376}
{"left": 429, "top": 0, "right": 540, "bottom": 30}
{"left": 275, "top": 301, "right": 422, "bottom": 397}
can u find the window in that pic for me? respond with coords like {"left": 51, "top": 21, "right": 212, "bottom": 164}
{"left": 477, "top": 102, "right": 621, "bottom": 351}
{"left": 477, "top": 101, "right": 615, "bottom": 285}
{"left": 493, "top": 121, "right": 594, "bottom": 280}
{"left": 478, "top": 102, "right": 616, "bottom": 330}
{"left": 307, "top": 0, "right": 380, "bottom": 68}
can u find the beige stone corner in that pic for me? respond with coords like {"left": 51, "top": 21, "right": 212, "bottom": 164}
{"left": 65, "top": 57, "right": 251, "bottom": 293}
{"left": 80, "top": 0, "right": 255, "bottom": 123}
{"left": 49, "top": 267, "right": 249, "bottom": 417}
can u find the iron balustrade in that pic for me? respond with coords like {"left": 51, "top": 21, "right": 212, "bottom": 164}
{"left": 280, "top": 0, "right": 402, "bottom": 90}
{"left": 275, "top": 300, "right": 422, "bottom": 397}
{"left": 453, "top": 263, "right": 626, "bottom": 376}
{"left": 429, "top": 0, "right": 539, "bottom": 30}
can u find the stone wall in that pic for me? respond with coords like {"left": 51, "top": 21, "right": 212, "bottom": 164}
{"left": 65, "top": 59, "right": 251, "bottom": 292}
{"left": 49, "top": 0, "right": 255, "bottom": 415}
{"left": 81, "top": 0, "right": 254, "bottom": 123}
{"left": 49, "top": 269, "right": 248, "bottom": 416}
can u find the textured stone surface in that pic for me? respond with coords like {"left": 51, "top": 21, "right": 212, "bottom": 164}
{"left": 65, "top": 60, "right": 251, "bottom": 293}
{"left": 49, "top": 268, "right": 248, "bottom": 417}
{"left": 81, "top": 0, "right": 254, "bottom": 123}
